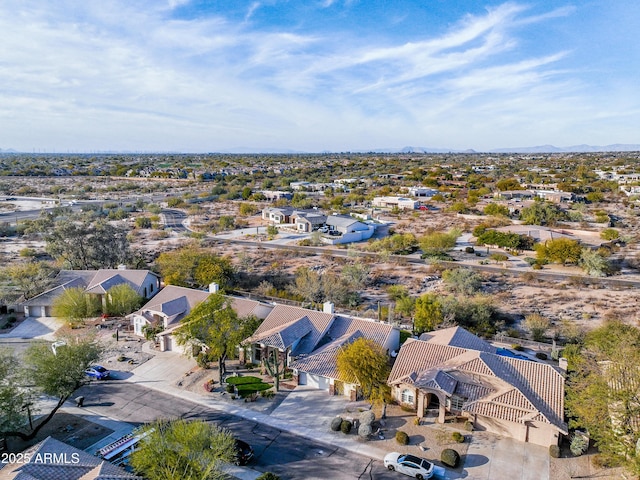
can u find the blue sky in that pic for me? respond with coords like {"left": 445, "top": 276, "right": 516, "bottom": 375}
{"left": 0, "top": 1, "right": 638, "bottom": 152}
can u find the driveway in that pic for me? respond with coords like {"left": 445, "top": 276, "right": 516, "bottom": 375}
{"left": 0, "top": 316, "right": 64, "bottom": 340}
{"left": 462, "top": 432, "right": 549, "bottom": 480}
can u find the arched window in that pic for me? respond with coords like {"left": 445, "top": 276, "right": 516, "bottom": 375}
{"left": 401, "top": 389, "right": 415, "bottom": 404}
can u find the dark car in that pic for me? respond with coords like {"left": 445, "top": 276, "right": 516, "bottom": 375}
{"left": 329, "top": 230, "right": 341, "bottom": 236}
{"left": 85, "top": 365, "right": 110, "bottom": 380}
{"left": 234, "top": 439, "right": 254, "bottom": 465}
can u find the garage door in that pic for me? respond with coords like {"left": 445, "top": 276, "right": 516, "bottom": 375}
{"left": 299, "top": 372, "right": 330, "bottom": 390}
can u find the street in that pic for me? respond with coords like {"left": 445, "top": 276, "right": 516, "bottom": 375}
{"left": 75, "top": 380, "right": 398, "bottom": 480}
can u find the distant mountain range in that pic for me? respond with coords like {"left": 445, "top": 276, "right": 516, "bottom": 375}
{"left": 387, "top": 144, "right": 640, "bottom": 154}
{"left": 1, "top": 144, "right": 639, "bottom": 154}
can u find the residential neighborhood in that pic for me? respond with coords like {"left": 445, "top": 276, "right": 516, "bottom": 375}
{"left": 2, "top": 151, "right": 640, "bottom": 479}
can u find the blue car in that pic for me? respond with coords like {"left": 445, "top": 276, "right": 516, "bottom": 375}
{"left": 85, "top": 365, "right": 110, "bottom": 380}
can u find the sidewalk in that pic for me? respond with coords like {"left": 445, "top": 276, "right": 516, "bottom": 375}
{"left": 59, "top": 344, "right": 549, "bottom": 480}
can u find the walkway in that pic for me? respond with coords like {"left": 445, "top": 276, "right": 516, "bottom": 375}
{"left": 101, "top": 346, "right": 549, "bottom": 479}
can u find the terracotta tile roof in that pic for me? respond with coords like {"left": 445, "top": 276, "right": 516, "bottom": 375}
{"left": 389, "top": 328, "right": 566, "bottom": 433}
{"left": 249, "top": 317, "right": 313, "bottom": 350}
{"left": 290, "top": 331, "right": 364, "bottom": 380}
{"left": 229, "top": 297, "right": 273, "bottom": 320}
{"left": 288, "top": 317, "right": 396, "bottom": 382}
{"left": 250, "top": 304, "right": 335, "bottom": 355}
{"left": 419, "top": 326, "right": 496, "bottom": 353}
{"left": 0, "top": 436, "right": 141, "bottom": 479}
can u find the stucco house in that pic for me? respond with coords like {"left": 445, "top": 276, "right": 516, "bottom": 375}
{"left": 129, "top": 284, "right": 272, "bottom": 353}
{"left": 243, "top": 302, "right": 399, "bottom": 399}
{"left": 372, "top": 196, "right": 418, "bottom": 210}
{"left": 22, "top": 268, "right": 160, "bottom": 318}
{"left": 388, "top": 326, "right": 567, "bottom": 447}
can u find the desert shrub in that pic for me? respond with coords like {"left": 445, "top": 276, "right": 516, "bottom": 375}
{"left": 330, "top": 417, "right": 343, "bottom": 432}
{"left": 464, "top": 246, "right": 475, "bottom": 253}
{"left": 413, "top": 417, "right": 420, "bottom": 426}
{"left": 511, "top": 344, "right": 524, "bottom": 351}
{"left": 358, "top": 424, "right": 372, "bottom": 438}
{"left": 256, "top": 473, "right": 281, "bottom": 480}
{"left": 359, "top": 410, "right": 375, "bottom": 426}
{"left": 532, "top": 263, "right": 543, "bottom": 270}
{"left": 395, "top": 431, "right": 409, "bottom": 445}
{"left": 260, "top": 389, "right": 275, "bottom": 399}
{"left": 535, "top": 352, "right": 548, "bottom": 360}
{"left": 452, "top": 431, "right": 465, "bottom": 443}
{"left": 549, "top": 445, "right": 560, "bottom": 458}
{"left": 340, "top": 420, "right": 352, "bottom": 434}
{"left": 441, "top": 448, "right": 460, "bottom": 467}
{"left": 463, "top": 420, "right": 473, "bottom": 431}
{"left": 570, "top": 434, "right": 589, "bottom": 456}
{"left": 226, "top": 384, "right": 235, "bottom": 393}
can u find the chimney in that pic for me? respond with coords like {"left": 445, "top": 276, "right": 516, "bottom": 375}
{"left": 209, "top": 283, "right": 219, "bottom": 293}
{"left": 323, "top": 301, "right": 334, "bottom": 314}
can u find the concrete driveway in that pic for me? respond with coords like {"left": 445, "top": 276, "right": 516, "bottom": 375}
{"left": 0, "top": 316, "right": 64, "bottom": 340}
{"left": 462, "top": 431, "right": 549, "bottom": 480}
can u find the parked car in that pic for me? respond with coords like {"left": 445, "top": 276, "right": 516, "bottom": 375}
{"left": 383, "top": 452, "right": 434, "bottom": 479}
{"left": 85, "top": 365, "right": 110, "bottom": 380}
{"left": 329, "top": 230, "right": 341, "bottom": 236}
{"left": 234, "top": 439, "right": 254, "bottom": 465}
{"left": 318, "top": 226, "right": 330, "bottom": 233}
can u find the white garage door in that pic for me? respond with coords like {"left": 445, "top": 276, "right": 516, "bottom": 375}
{"left": 299, "top": 372, "right": 330, "bottom": 390}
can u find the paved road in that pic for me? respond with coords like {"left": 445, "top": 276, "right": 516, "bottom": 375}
{"left": 74, "top": 381, "right": 397, "bottom": 480}
{"left": 161, "top": 208, "right": 188, "bottom": 232}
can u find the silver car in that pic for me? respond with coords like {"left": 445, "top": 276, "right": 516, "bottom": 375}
{"left": 383, "top": 452, "right": 434, "bottom": 479}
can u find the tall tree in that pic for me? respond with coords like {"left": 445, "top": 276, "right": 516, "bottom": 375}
{"left": 45, "top": 220, "right": 130, "bottom": 269}
{"left": 175, "top": 294, "right": 244, "bottom": 380}
{"left": 129, "top": 419, "right": 236, "bottom": 480}
{"left": 413, "top": 293, "right": 444, "bottom": 335}
{"left": 2, "top": 336, "right": 101, "bottom": 440}
{"left": 0, "top": 349, "right": 31, "bottom": 434}
{"left": 566, "top": 321, "right": 640, "bottom": 476}
{"left": 156, "top": 245, "right": 234, "bottom": 289}
{"left": 336, "top": 337, "right": 391, "bottom": 404}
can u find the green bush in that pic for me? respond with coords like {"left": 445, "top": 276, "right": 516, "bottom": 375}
{"left": 330, "top": 417, "right": 343, "bottom": 432}
{"left": 452, "top": 431, "right": 465, "bottom": 443}
{"left": 395, "top": 431, "right": 409, "bottom": 445}
{"left": 226, "top": 384, "right": 235, "bottom": 393}
{"left": 256, "top": 473, "right": 281, "bottom": 480}
{"left": 549, "top": 445, "right": 560, "bottom": 458}
{"left": 463, "top": 420, "right": 473, "bottom": 432}
{"left": 465, "top": 246, "right": 475, "bottom": 254}
{"left": 340, "top": 420, "right": 352, "bottom": 434}
{"left": 570, "top": 434, "right": 588, "bottom": 456}
{"left": 225, "top": 376, "right": 263, "bottom": 385}
{"left": 441, "top": 448, "right": 460, "bottom": 467}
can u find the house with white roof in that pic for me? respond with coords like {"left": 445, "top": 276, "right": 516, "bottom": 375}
{"left": 388, "top": 326, "right": 566, "bottom": 447}
{"left": 372, "top": 196, "right": 418, "bottom": 210}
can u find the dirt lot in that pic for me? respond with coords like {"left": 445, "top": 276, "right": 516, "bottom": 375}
{"left": 5, "top": 412, "right": 114, "bottom": 454}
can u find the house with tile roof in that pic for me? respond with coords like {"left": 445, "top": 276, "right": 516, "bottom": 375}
{"left": 388, "top": 326, "right": 566, "bottom": 447}
{"left": 0, "top": 436, "right": 141, "bottom": 480}
{"left": 244, "top": 302, "right": 399, "bottom": 399}
{"left": 21, "top": 268, "right": 160, "bottom": 318}
{"left": 129, "top": 284, "right": 273, "bottom": 353}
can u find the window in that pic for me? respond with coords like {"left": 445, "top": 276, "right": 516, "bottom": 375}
{"left": 450, "top": 395, "right": 466, "bottom": 412}
{"left": 401, "top": 389, "right": 415, "bottom": 404}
